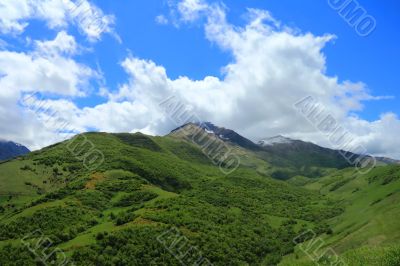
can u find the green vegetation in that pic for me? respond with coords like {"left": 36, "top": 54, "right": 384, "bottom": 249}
{"left": 0, "top": 132, "right": 399, "bottom": 265}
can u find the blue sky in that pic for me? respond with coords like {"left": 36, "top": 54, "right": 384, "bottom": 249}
{"left": 0, "top": 0, "right": 399, "bottom": 158}
{"left": 9, "top": 0, "right": 397, "bottom": 116}
{"left": 83, "top": 0, "right": 399, "bottom": 119}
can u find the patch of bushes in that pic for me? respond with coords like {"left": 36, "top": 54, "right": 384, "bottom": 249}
{"left": 113, "top": 191, "right": 158, "bottom": 207}
{"left": 0, "top": 205, "right": 97, "bottom": 242}
{"left": 329, "top": 177, "right": 352, "bottom": 191}
{"left": 371, "top": 198, "right": 383, "bottom": 206}
{"left": 382, "top": 175, "right": 399, "bottom": 185}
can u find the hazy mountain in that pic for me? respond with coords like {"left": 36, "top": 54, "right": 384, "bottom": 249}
{"left": 258, "top": 135, "right": 399, "bottom": 169}
{"left": 375, "top": 156, "right": 400, "bottom": 165}
{"left": 258, "top": 135, "right": 353, "bottom": 170}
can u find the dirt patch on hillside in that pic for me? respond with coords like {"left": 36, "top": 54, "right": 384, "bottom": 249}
{"left": 85, "top": 172, "right": 105, "bottom": 189}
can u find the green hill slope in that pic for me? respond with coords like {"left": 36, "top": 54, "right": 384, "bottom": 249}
{"left": 0, "top": 132, "right": 341, "bottom": 265}
{"left": 0, "top": 131, "right": 399, "bottom": 265}
{"left": 280, "top": 165, "right": 400, "bottom": 265}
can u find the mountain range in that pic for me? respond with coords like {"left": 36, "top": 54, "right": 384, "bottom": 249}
{"left": 0, "top": 123, "right": 399, "bottom": 265}
{"left": 171, "top": 122, "right": 398, "bottom": 179}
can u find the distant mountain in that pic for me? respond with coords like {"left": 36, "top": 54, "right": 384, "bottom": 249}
{"left": 375, "top": 156, "right": 400, "bottom": 165}
{"left": 170, "top": 123, "right": 400, "bottom": 179}
{"left": 171, "top": 122, "right": 350, "bottom": 171}
{"left": 0, "top": 140, "right": 30, "bottom": 161}
{"left": 257, "top": 135, "right": 353, "bottom": 169}
{"left": 259, "top": 135, "right": 400, "bottom": 168}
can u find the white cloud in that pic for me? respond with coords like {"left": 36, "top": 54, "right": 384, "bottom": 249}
{"left": 1, "top": 0, "right": 398, "bottom": 160}
{"left": 35, "top": 30, "right": 77, "bottom": 56}
{"left": 65, "top": 0, "right": 115, "bottom": 41}
{"left": 88, "top": 0, "right": 397, "bottom": 159}
{"left": 0, "top": 43, "right": 94, "bottom": 97}
{"left": 0, "top": 32, "right": 98, "bottom": 149}
{"left": 0, "top": 0, "right": 114, "bottom": 41}
{"left": 177, "top": 0, "right": 208, "bottom": 22}
{"left": 341, "top": 113, "right": 400, "bottom": 159}
{"left": 0, "top": 0, "right": 31, "bottom": 34}
{"left": 155, "top": 15, "right": 169, "bottom": 25}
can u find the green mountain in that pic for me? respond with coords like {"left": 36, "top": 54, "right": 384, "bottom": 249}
{"left": 0, "top": 126, "right": 399, "bottom": 265}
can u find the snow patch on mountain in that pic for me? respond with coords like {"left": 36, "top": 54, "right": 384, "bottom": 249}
{"left": 205, "top": 129, "right": 214, "bottom": 134}
{"left": 258, "top": 135, "right": 293, "bottom": 146}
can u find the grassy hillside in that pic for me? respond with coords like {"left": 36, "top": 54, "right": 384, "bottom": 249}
{"left": 0, "top": 132, "right": 399, "bottom": 265}
{"left": 280, "top": 165, "right": 400, "bottom": 265}
{"left": 0, "top": 132, "right": 342, "bottom": 265}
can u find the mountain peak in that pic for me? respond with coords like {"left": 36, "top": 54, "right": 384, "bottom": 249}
{"left": 170, "top": 122, "right": 261, "bottom": 150}
{"left": 0, "top": 140, "right": 30, "bottom": 161}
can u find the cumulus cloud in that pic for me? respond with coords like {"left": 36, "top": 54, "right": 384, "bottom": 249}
{"left": 1, "top": 0, "right": 399, "bottom": 160}
{"left": 0, "top": 0, "right": 114, "bottom": 41}
{"left": 0, "top": 32, "right": 98, "bottom": 149}
{"left": 34, "top": 30, "right": 77, "bottom": 56}
{"left": 0, "top": 35, "right": 94, "bottom": 97}
{"left": 94, "top": 0, "right": 397, "bottom": 159}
